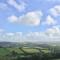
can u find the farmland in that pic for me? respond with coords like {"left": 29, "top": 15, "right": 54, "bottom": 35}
{"left": 0, "top": 47, "right": 50, "bottom": 60}
{"left": 0, "top": 42, "right": 60, "bottom": 60}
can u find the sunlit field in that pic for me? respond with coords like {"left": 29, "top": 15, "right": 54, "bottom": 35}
{"left": 0, "top": 42, "right": 60, "bottom": 60}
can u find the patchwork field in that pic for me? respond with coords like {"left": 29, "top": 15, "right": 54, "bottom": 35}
{"left": 0, "top": 43, "right": 60, "bottom": 60}
{"left": 0, "top": 47, "right": 51, "bottom": 60}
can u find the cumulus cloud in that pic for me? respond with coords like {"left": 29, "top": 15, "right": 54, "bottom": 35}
{"left": 8, "top": 15, "right": 18, "bottom": 23}
{"left": 42, "top": 15, "right": 57, "bottom": 25}
{"left": 45, "top": 26, "right": 60, "bottom": 38}
{"left": 23, "top": 26, "right": 60, "bottom": 42}
{"left": 22, "top": 28, "right": 60, "bottom": 42}
{"left": 0, "top": 32, "right": 23, "bottom": 42}
{"left": 7, "top": 0, "right": 27, "bottom": 12}
{"left": 8, "top": 11, "right": 43, "bottom": 26}
{"left": 46, "top": 15, "right": 56, "bottom": 25}
{"left": 46, "top": 26, "right": 60, "bottom": 34}
{"left": 0, "top": 28, "right": 60, "bottom": 42}
{"left": 49, "top": 5, "right": 60, "bottom": 17}
{"left": 6, "top": 33, "right": 14, "bottom": 36}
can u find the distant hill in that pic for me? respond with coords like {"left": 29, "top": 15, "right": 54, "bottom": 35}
{"left": 0, "top": 41, "right": 51, "bottom": 48}
{"left": 0, "top": 42, "right": 21, "bottom": 47}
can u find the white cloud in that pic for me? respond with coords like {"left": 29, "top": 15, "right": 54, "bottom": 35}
{"left": 42, "top": 15, "right": 57, "bottom": 25}
{"left": 0, "top": 29, "right": 4, "bottom": 32}
{"left": 8, "top": 11, "right": 43, "bottom": 26}
{"left": 47, "top": 26, "right": 60, "bottom": 34}
{"left": 0, "top": 28, "right": 60, "bottom": 42}
{"left": 23, "top": 29, "right": 60, "bottom": 42}
{"left": 8, "top": 15, "right": 18, "bottom": 23}
{"left": 49, "top": 5, "right": 60, "bottom": 17}
{"left": 46, "top": 26, "right": 60, "bottom": 38}
{"left": 6, "top": 33, "right": 14, "bottom": 36}
{"left": 46, "top": 15, "right": 56, "bottom": 25}
{"left": 7, "top": 0, "right": 27, "bottom": 12}
{"left": 0, "top": 27, "right": 60, "bottom": 42}
{"left": 0, "top": 32, "right": 23, "bottom": 42}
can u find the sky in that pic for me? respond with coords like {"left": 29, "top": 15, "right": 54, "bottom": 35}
{"left": 0, "top": 0, "right": 60, "bottom": 42}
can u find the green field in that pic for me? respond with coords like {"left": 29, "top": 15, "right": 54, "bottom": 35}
{"left": 0, "top": 47, "right": 51, "bottom": 60}
{"left": 0, "top": 47, "right": 60, "bottom": 60}
{"left": 0, "top": 48, "right": 40, "bottom": 55}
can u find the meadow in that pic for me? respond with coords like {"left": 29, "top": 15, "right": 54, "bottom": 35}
{"left": 0, "top": 42, "right": 60, "bottom": 60}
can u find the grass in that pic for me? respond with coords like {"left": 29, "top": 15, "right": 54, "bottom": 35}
{"left": 7, "top": 48, "right": 24, "bottom": 54}
{"left": 41, "top": 50, "right": 51, "bottom": 53}
{"left": 22, "top": 48, "right": 40, "bottom": 53}
{"left": 0, "top": 47, "right": 50, "bottom": 56}
{"left": 0, "top": 48, "right": 9, "bottom": 56}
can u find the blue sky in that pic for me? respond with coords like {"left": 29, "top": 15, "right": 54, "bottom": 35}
{"left": 0, "top": 0, "right": 60, "bottom": 42}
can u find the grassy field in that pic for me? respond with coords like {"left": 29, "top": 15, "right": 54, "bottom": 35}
{"left": 0, "top": 48, "right": 41, "bottom": 60}
{"left": 22, "top": 48, "right": 40, "bottom": 53}
{"left": 0, "top": 47, "right": 50, "bottom": 55}
{"left": 0, "top": 47, "right": 59, "bottom": 60}
{"left": 0, "top": 48, "right": 9, "bottom": 56}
